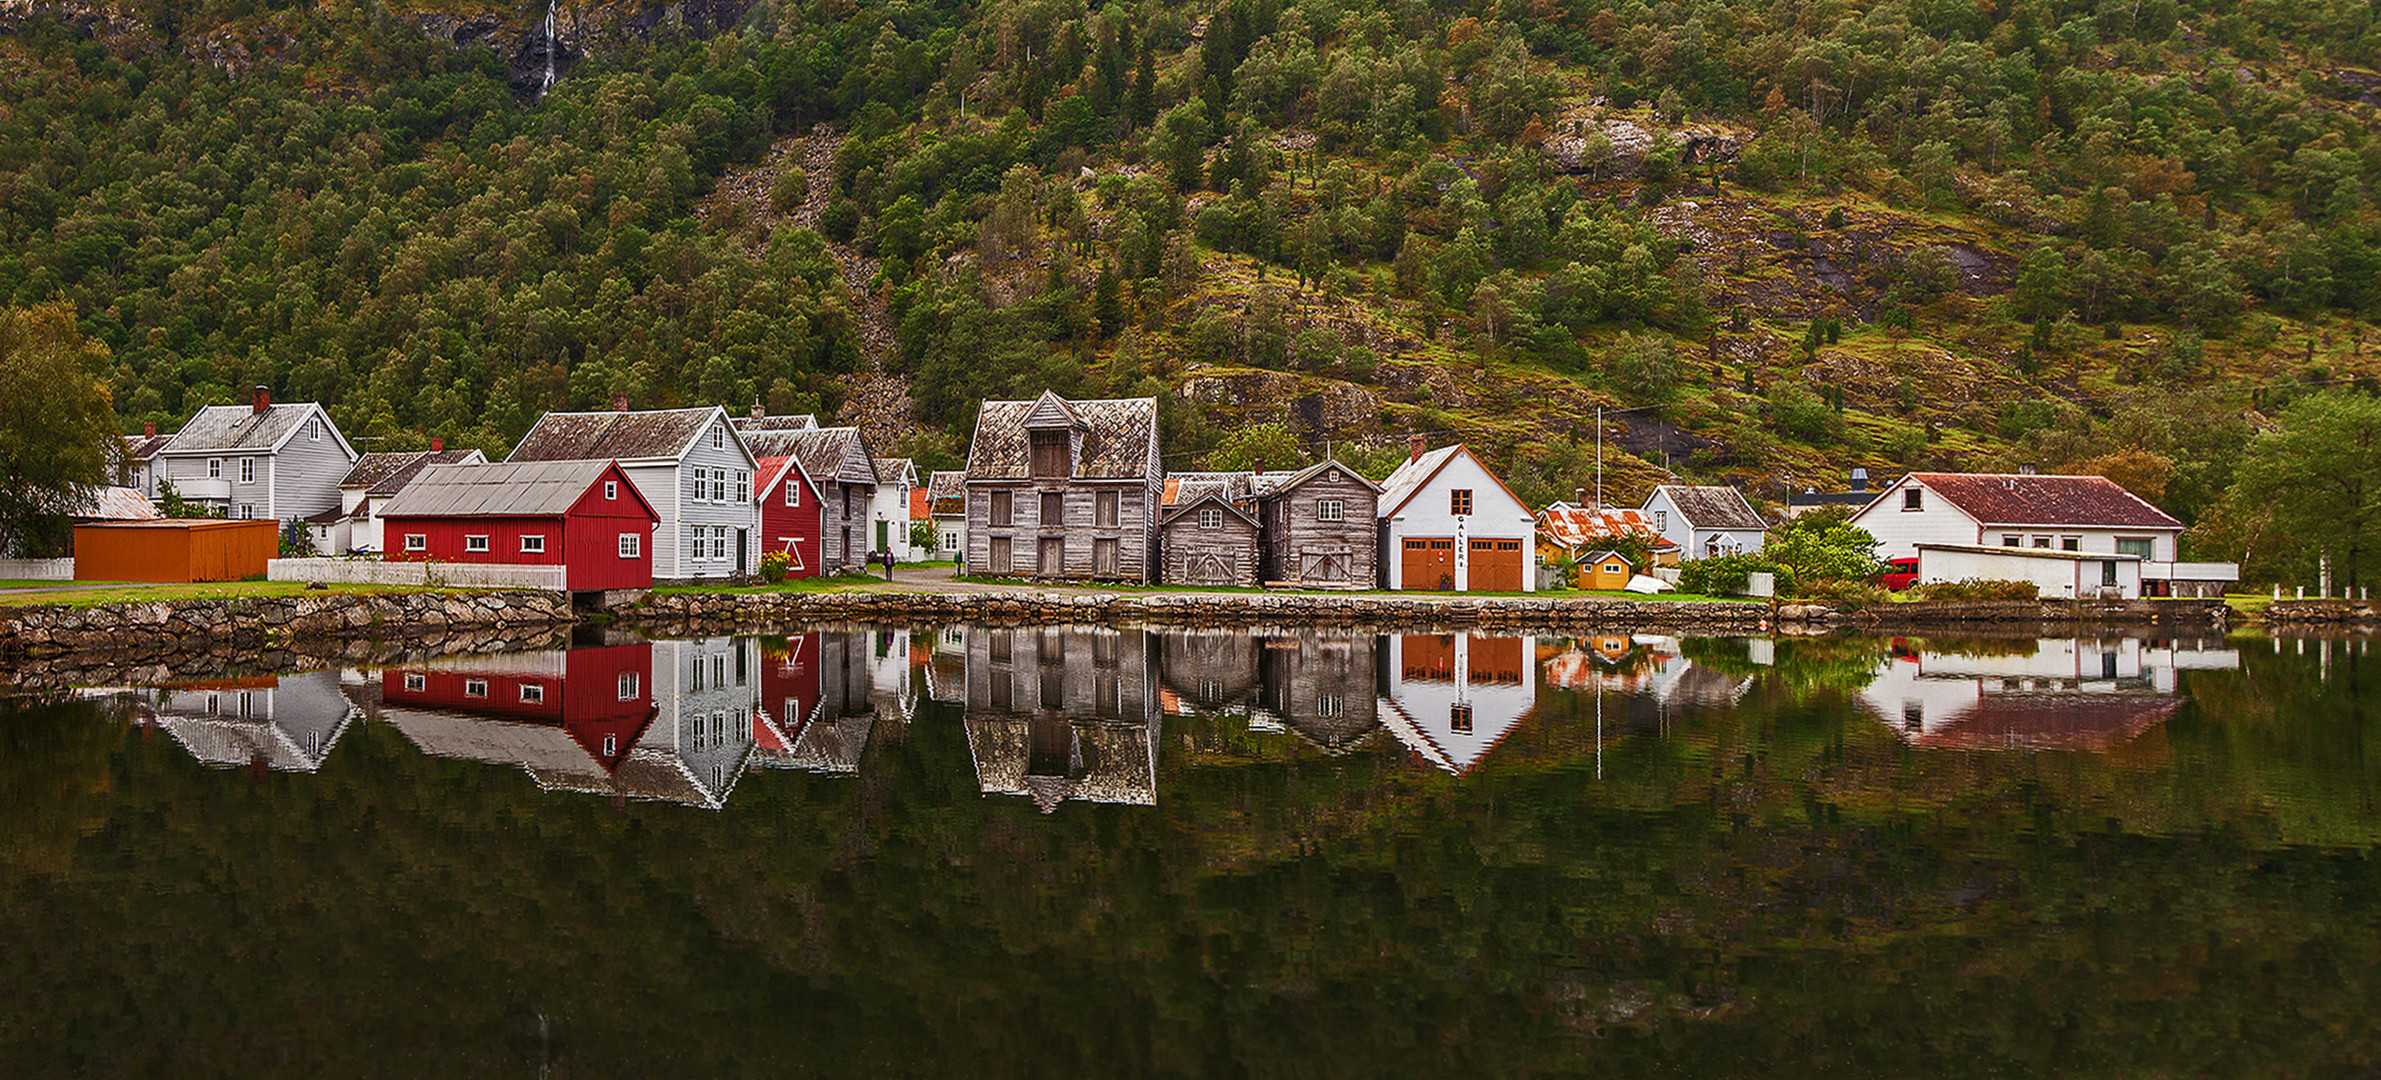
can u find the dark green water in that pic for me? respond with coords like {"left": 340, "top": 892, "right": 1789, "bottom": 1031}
{"left": 2, "top": 627, "right": 2378, "bottom": 1077}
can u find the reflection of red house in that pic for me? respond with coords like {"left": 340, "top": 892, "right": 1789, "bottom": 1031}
{"left": 377, "top": 459, "right": 660, "bottom": 591}
{"left": 759, "top": 633, "right": 824, "bottom": 740}
{"left": 754, "top": 455, "right": 823, "bottom": 579}
{"left": 381, "top": 644, "right": 656, "bottom": 773}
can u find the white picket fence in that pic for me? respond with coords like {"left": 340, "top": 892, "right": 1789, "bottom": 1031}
{"left": 0, "top": 558, "right": 76, "bottom": 581}
{"left": 267, "top": 558, "right": 569, "bottom": 591}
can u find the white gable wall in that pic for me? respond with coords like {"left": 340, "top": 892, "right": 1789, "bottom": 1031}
{"left": 1641, "top": 489, "right": 1767, "bottom": 557}
{"left": 1852, "top": 476, "right": 2181, "bottom": 564}
{"left": 1378, "top": 450, "right": 1537, "bottom": 591}
{"left": 670, "top": 411, "right": 762, "bottom": 580}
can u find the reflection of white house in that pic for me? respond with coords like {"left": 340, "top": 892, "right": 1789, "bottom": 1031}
{"left": 143, "top": 671, "right": 358, "bottom": 773}
{"left": 1855, "top": 637, "right": 2239, "bottom": 750}
{"left": 639, "top": 637, "right": 762, "bottom": 808}
{"left": 1375, "top": 634, "right": 1539, "bottom": 773}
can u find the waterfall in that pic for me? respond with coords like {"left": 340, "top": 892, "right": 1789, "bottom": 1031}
{"left": 537, "top": 0, "right": 558, "bottom": 99}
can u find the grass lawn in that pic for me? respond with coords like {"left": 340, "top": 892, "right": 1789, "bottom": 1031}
{"left": 651, "top": 573, "right": 889, "bottom": 596}
{"left": 946, "top": 575, "right": 1757, "bottom": 602}
{"left": 0, "top": 580, "right": 454, "bottom": 608}
{"left": 0, "top": 579, "right": 126, "bottom": 589}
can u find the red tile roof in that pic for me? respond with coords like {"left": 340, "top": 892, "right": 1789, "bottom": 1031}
{"left": 1904, "top": 473, "right": 2182, "bottom": 529}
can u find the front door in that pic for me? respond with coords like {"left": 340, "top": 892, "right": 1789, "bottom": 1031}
{"left": 1094, "top": 538, "right": 1119, "bottom": 576}
{"left": 736, "top": 528, "right": 748, "bottom": 574}
{"left": 1301, "top": 550, "right": 1348, "bottom": 583}
{"left": 876, "top": 519, "right": 889, "bottom": 553}
{"left": 1038, "top": 537, "right": 1064, "bottom": 576}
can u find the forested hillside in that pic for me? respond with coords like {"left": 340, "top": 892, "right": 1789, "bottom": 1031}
{"left": 3, "top": 0, "right": 2380, "bottom": 577}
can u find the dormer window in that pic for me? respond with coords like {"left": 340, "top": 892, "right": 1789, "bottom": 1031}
{"left": 1903, "top": 488, "right": 1923, "bottom": 510}
{"left": 1030, "top": 430, "right": 1070, "bottom": 478}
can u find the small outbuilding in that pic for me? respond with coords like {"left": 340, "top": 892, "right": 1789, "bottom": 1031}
{"left": 74, "top": 518, "right": 280, "bottom": 582}
{"left": 377, "top": 460, "right": 660, "bottom": 592}
{"left": 1575, "top": 549, "right": 1638, "bottom": 591}
{"left": 1915, "top": 543, "right": 2142, "bottom": 600}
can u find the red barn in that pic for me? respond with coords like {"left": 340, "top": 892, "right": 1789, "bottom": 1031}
{"left": 376, "top": 459, "right": 659, "bottom": 591}
{"left": 754, "top": 454, "right": 823, "bottom": 579}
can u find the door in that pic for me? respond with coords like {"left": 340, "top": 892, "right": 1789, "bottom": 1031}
{"left": 876, "top": 519, "right": 889, "bottom": 553}
{"left": 1094, "top": 538, "right": 1119, "bottom": 576}
{"left": 1469, "top": 538, "right": 1524, "bottom": 591}
{"left": 736, "top": 528, "right": 748, "bottom": 574}
{"left": 1401, "top": 538, "right": 1454, "bottom": 591}
{"left": 1038, "top": 537, "right": 1064, "bottom": 575}
{"left": 1187, "top": 552, "right": 1231, "bottom": 585}
{"left": 1301, "top": 550, "right": 1348, "bottom": 583}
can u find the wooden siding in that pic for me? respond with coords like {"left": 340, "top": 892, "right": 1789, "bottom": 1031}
{"left": 1160, "top": 510, "right": 1260, "bottom": 587}
{"left": 676, "top": 413, "right": 761, "bottom": 579}
{"left": 268, "top": 421, "right": 357, "bottom": 522}
{"left": 964, "top": 481, "right": 1154, "bottom": 581}
{"left": 965, "top": 626, "right": 1157, "bottom": 721}
{"left": 815, "top": 480, "right": 874, "bottom": 571}
{"left": 758, "top": 471, "right": 824, "bottom": 578}
{"left": 1259, "top": 473, "right": 1378, "bottom": 585}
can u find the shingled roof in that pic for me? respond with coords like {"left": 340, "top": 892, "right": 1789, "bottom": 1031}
{"left": 340, "top": 449, "right": 485, "bottom": 496}
{"left": 926, "top": 470, "right": 967, "bottom": 515}
{"left": 377, "top": 460, "right": 654, "bottom": 519}
{"left": 966, "top": 394, "right": 1159, "bottom": 481}
{"left": 157, "top": 403, "right": 346, "bottom": 456}
{"left": 1648, "top": 485, "right": 1767, "bottom": 530}
{"left": 123, "top": 432, "right": 172, "bottom": 462}
{"left": 733, "top": 414, "right": 818, "bottom": 432}
{"left": 744, "top": 427, "right": 877, "bottom": 486}
{"left": 507, "top": 408, "right": 723, "bottom": 464}
{"left": 1898, "top": 473, "right": 2182, "bottom": 529}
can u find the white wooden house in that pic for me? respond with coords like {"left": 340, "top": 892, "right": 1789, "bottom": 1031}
{"left": 1641, "top": 485, "right": 1768, "bottom": 558}
{"left": 506, "top": 405, "right": 758, "bottom": 580}
{"left": 308, "top": 445, "right": 486, "bottom": 553}
{"left": 146, "top": 387, "right": 359, "bottom": 525}
{"left": 869, "top": 457, "right": 919, "bottom": 560}
{"left": 1375, "top": 438, "right": 1537, "bottom": 591}
{"left": 1848, "top": 471, "right": 2233, "bottom": 596}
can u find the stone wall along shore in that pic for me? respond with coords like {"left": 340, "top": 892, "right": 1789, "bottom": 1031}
{"left": 2260, "top": 598, "right": 2381, "bottom": 627}
{"left": 4, "top": 626, "right": 579, "bottom": 694}
{"left": 0, "top": 590, "right": 577, "bottom": 659}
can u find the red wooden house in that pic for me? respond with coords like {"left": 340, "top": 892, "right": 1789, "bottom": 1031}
{"left": 376, "top": 459, "right": 659, "bottom": 591}
{"left": 754, "top": 454, "right": 823, "bottom": 579}
{"left": 380, "top": 644, "right": 658, "bottom": 776}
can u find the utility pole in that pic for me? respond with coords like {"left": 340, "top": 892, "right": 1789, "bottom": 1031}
{"left": 1595, "top": 405, "right": 1603, "bottom": 509}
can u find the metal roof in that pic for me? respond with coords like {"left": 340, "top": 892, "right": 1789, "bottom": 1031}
{"left": 75, "top": 486, "right": 160, "bottom": 521}
{"left": 507, "top": 408, "right": 726, "bottom": 464}
{"left": 1537, "top": 503, "right": 1675, "bottom": 550}
{"left": 376, "top": 460, "right": 649, "bottom": 519}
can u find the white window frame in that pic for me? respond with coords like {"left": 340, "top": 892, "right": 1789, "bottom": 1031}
{"left": 711, "top": 473, "right": 726, "bottom": 502}
{"left": 520, "top": 534, "right": 546, "bottom": 553}
{"left": 617, "top": 672, "right": 640, "bottom": 700}
{"left": 737, "top": 470, "right": 749, "bottom": 503}
{"left": 239, "top": 457, "right": 254, "bottom": 483}
{"left": 519, "top": 683, "right": 545, "bottom": 704}
{"left": 239, "top": 504, "right": 254, "bottom": 520}
{"left": 464, "top": 678, "right": 488, "bottom": 698}
{"left": 604, "top": 480, "right": 618, "bottom": 501}
{"left": 1316, "top": 498, "right": 1344, "bottom": 522}
{"left": 402, "top": 673, "right": 426, "bottom": 692}
{"left": 784, "top": 477, "right": 800, "bottom": 506}
{"left": 619, "top": 532, "right": 641, "bottom": 558}
{"left": 404, "top": 534, "right": 427, "bottom": 552}
{"left": 712, "top": 427, "right": 725, "bottom": 451}
{"left": 464, "top": 535, "right": 490, "bottom": 553}
{"left": 208, "top": 458, "right": 222, "bottom": 478}
{"left": 692, "top": 467, "right": 709, "bottom": 503}
{"left": 309, "top": 419, "right": 320, "bottom": 441}
{"left": 1200, "top": 507, "right": 1223, "bottom": 530}
{"left": 1903, "top": 488, "right": 1923, "bottom": 511}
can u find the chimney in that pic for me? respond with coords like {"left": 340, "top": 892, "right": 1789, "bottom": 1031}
{"left": 429, "top": 437, "right": 444, "bottom": 452}
{"left": 1849, "top": 467, "right": 1868, "bottom": 493}
{"left": 251, "top": 386, "right": 270, "bottom": 414}
{"left": 2019, "top": 462, "right": 2036, "bottom": 475}
{"left": 750, "top": 396, "right": 764, "bottom": 421}
{"left": 1575, "top": 487, "right": 1586, "bottom": 508}
{"left": 612, "top": 392, "right": 629, "bottom": 412}
{"left": 1253, "top": 457, "right": 1265, "bottom": 476}
{"left": 143, "top": 421, "right": 156, "bottom": 438}
{"left": 1408, "top": 433, "right": 1425, "bottom": 462}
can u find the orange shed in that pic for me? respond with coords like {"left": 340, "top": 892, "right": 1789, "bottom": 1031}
{"left": 74, "top": 519, "right": 280, "bottom": 583}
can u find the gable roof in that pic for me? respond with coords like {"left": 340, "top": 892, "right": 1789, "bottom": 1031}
{"left": 873, "top": 457, "right": 916, "bottom": 486}
{"left": 1377, "top": 444, "right": 1528, "bottom": 519}
{"left": 927, "top": 470, "right": 967, "bottom": 515}
{"left": 733, "top": 414, "right": 818, "bottom": 432}
{"left": 507, "top": 407, "right": 743, "bottom": 467}
{"left": 1537, "top": 502, "right": 1676, "bottom": 551}
{"left": 1162, "top": 471, "right": 1256, "bottom": 508}
{"left": 753, "top": 454, "right": 817, "bottom": 502}
{"left": 123, "top": 432, "right": 173, "bottom": 462}
{"left": 1647, "top": 485, "right": 1766, "bottom": 530}
{"left": 1883, "top": 472, "right": 2184, "bottom": 529}
{"left": 1160, "top": 488, "right": 1260, "bottom": 528}
{"left": 157, "top": 402, "right": 354, "bottom": 458}
{"left": 966, "top": 394, "right": 1159, "bottom": 481}
{"left": 377, "top": 460, "right": 657, "bottom": 520}
{"left": 340, "top": 449, "right": 486, "bottom": 495}
{"left": 1257, "top": 458, "right": 1384, "bottom": 497}
{"left": 745, "top": 427, "right": 878, "bottom": 486}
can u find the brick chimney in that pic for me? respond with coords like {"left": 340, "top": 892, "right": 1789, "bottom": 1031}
{"left": 1408, "top": 433, "right": 1425, "bottom": 461}
{"left": 143, "top": 421, "right": 156, "bottom": 438}
{"left": 251, "top": 386, "right": 270, "bottom": 414}
{"left": 430, "top": 437, "right": 444, "bottom": 452}
{"left": 612, "top": 392, "right": 629, "bottom": 412}
{"left": 1253, "top": 457, "right": 1265, "bottom": 476}
{"left": 1575, "top": 487, "right": 1586, "bottom": 507}
{"left": 750, "top": 396, "right": 765, "bottom": 421}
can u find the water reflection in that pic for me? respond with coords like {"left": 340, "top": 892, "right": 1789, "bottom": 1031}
{"left": 957, "top": 626, "right": 1161, "bottom": 812}
{"left": 1858, "top": 636, "right": 2240, "bottom": 750}
{"left": 123, "top": 672, "right": 359, "bottom": 773}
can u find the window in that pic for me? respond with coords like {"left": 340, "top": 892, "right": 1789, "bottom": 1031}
{"left": 1316, "top": 499, "right": 1344, "bottom": 522}
{"left": 520, "top": 683, "right": 545, "bottom": 704}
{"left": 714, "top": 525, "right": 728, "bottom": 559}
{"left": 1450, "top": 704, "right": 1474, "bottom": 733}
{"left": 2116, "top": 537, "right": 2155, "bottom": 559}
{"left": 693, "top": 467, "right": 710, "bottom": 503}
{"left": 1318, "top": 694, "right": 1343, "bottom": 717}
{"left": 520, "top": 535, "right": 545, "bottom": 553}
{"left": 2003, "top": 535, "right": 2021, "bottom": 547}
{"left": 1030, "top": 430, "right": 1070, "bottom": 478}
{"left": 712, "top": 427, "right": 724, "bottom": 450}
{"left": 602, "top": 735, "right": 617, "bottom": 757}
{"left": 1041, "top": 492, "right": 1063, "bottom": 525}
{"left": 1903, "top": 488, "right": 1923, "bottom": 510}
{"left": 1450, "top": 489, "right": 1473, "bottom": 515}
{"left": 239, "top": 504, "right": 254, "bottom": 520}
{"left": 2102, "top": 560, "right": 2120, "bottom": 587}
{"left": 208, "top": 458, "right": 222, "bottom": 478}
{"left": 990, "top": 491, "right": 1013, "bottom": 526}
{"left": 1095, "top": 490, "right": 1118, "bottom": 527}
{"left": 239, "top": 457, "right": 254, "bottom": 483}
{"left": 784, "top": 477, "right": 799, "bottom": 506}
{"left": 618, "top": 532, "right": 640, "bottom": 558}
{"left": 2033, "top": 536, "right": 2052, "bottom": 548}
{"left": 1200, "top": 507, "right": 1224, "bottom": 530}
{"left": 605, "top": 481, "right": 618, "bottom": 500}
{"left": 1653, "top": 510, "right": 1668, "bottom": 531}
{"left": 2061, "top": 536, "right": 2081, "bottom": 551}
{"left": 465, "top": 535, "right": 490, "bottom": 552}
{"left": 402, "top": 673, "right": 426, "bottom": 692}
{"left": 736, "top": 470, "right": 749, "bottom": 503}
{"left": 404, "top": 534, "right": 427, "bottom": 551}
{"left": 712, "top": 472, "right": 726, "bottom": 502}
{"left": 464, "top": 679, "right": 488, "bottom": 698}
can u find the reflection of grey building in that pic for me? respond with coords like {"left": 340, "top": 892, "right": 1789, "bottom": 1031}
{"left": 1260, "top": 634, "right": 1383, "bottom": 754}
{"left": 1158, "top": 630, "right": 1263, "bottom": 718}
{"left": 145, "top": 671, "right": 358, "bottom": 773}
{"left": 964, "top": 626, "right": 1161, "bottom": 812}
{"left": 637, "top": 637, "right": 762, "bottom": 808}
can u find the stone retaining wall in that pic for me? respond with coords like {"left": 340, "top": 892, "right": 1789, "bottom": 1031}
{"left": 2261, "top": 599, "right": 2381, "bottom": 627}
{"left": 0, "top": 590, "right": 577, "bottom": 658}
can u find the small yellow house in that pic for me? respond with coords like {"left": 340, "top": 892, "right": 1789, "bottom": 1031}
{"left": 1576, "top": 548, "right": 1636, "bottom": 591}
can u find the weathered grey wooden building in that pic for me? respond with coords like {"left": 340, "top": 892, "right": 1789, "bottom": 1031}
{"left": 1261, "top": 632, "right": 1384, "bottom": 754}
{"left": 1158, "top": 473, "right": 1262, "bottom": 588}
{"left": 1256, "top": 459, "right": 1381, "bottom": 588}
{"left": 963, "top": 392, "right": 1161, "bottom": 582}
{"left": 739, "top": 425, "right": 879, "bottom": 573}
{"left": 960, "top": 625, "right": 1162, "bottom": 812}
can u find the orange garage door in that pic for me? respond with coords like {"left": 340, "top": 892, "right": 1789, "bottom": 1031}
{"left": 1468, "top": 538, "right": 1525, "bottom": 591}
{"left": 1401, "top": 538, "right": 1454, "bottom": 591}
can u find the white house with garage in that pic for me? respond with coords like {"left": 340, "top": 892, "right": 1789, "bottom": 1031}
{"left": 1375, "top": 438, "right": 1537, "bottom": 592}
{"left": 505, "top": 404, "right": 758, "bottom": 581}
{"left": 1849, "top": 471, "right": 2235, "bottom": 597}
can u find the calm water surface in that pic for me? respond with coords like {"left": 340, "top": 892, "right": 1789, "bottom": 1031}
{"left": 3, "top": 626, "right": 2378, "bottom": 1076}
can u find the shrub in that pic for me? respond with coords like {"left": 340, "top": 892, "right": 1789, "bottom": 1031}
{"left": 1677, "top": 553, "right": 1794, "bottom": 597}
{"left": 1801, "top": 578, "right": 1889, "bottom": 612}
{"left": 759, "top": 550, "right": 791, "bottom": 584}
{"left": 1914, "top": 578, "right": 2040, "bottom": 601}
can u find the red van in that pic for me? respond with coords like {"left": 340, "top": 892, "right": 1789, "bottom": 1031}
{"left": 1876, "top": 557, "right": 1919, "bottom": 591}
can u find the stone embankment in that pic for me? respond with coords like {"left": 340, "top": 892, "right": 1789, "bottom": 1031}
{"left": 631, "top": 591, "right": 2230, "bottom": 635}
{"left": 2260, "top": 599, "right": 2381, "bottom": 628}
{"left": 6, "top": 627, "right": 578, "bottom": 694}
{"left": 0, "top": 591, "right": 576, "bottom": 659}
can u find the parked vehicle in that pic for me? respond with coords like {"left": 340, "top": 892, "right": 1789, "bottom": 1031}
{"left": 1877, "top": 557, "right": 1919, "bottom": 591}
